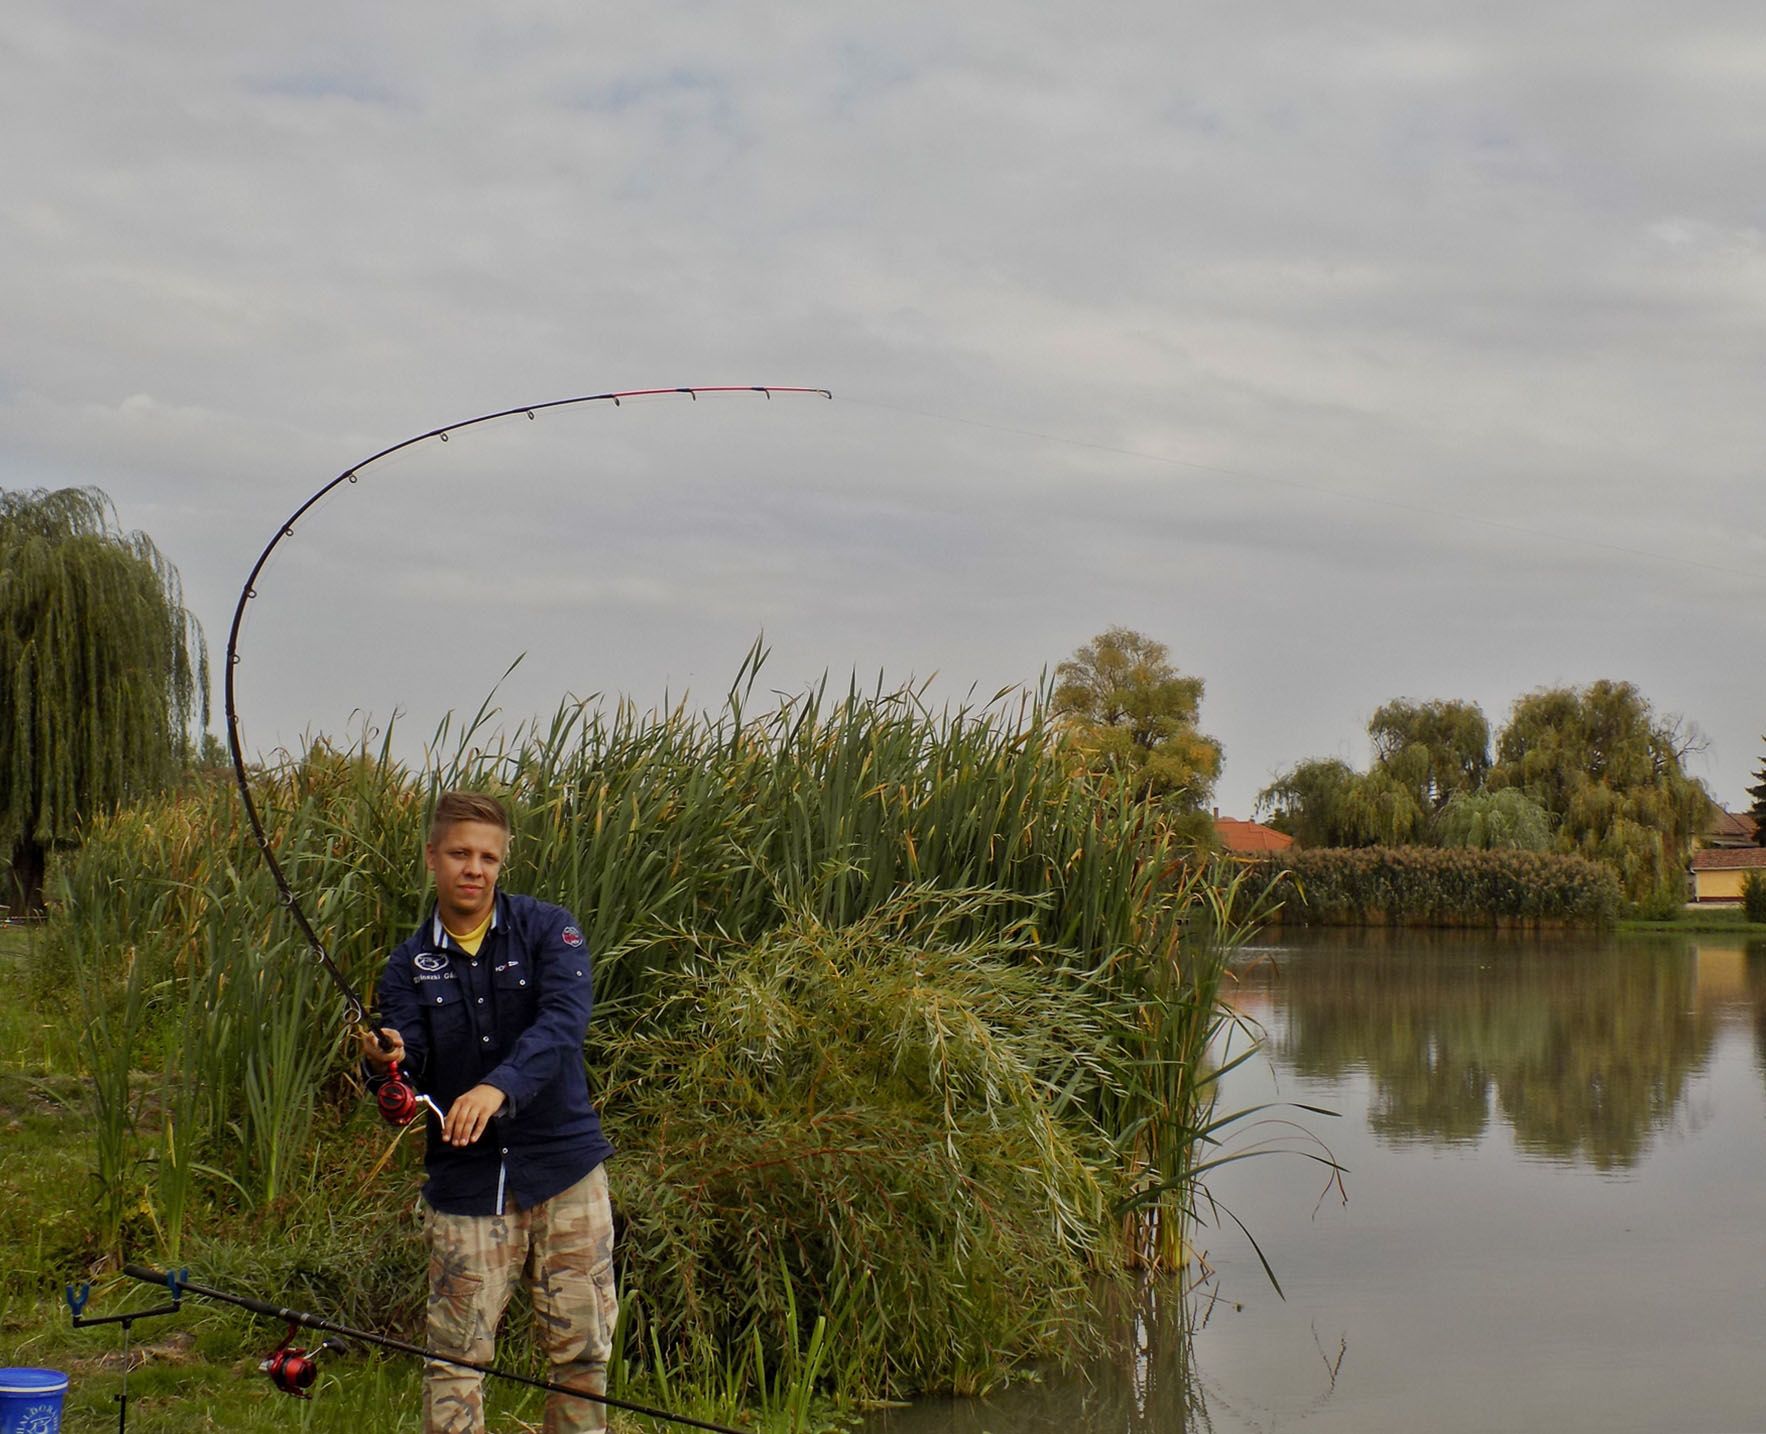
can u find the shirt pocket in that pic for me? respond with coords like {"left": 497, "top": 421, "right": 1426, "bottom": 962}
{"left": 493, "top": 960, "right": 538, "bottom": 1025}
{"left": 421, "top": 979, "right": 470, "bottom": 1041}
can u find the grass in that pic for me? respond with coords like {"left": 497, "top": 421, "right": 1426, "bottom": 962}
{"left": 2, "top": 923, "right": 846, "bottom": 1432}
{"left": 1618, "top": 907, "right": 1766, "bottom": 935}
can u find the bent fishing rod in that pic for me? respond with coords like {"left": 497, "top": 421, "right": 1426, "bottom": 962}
{"left": 223, "top": 384, "right": 833, "bottom": 1059}
{"left": 109, "top": 1264, "right": 749, "bottom": 1434}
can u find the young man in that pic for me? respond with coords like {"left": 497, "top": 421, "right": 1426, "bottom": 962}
{"left": 361, "top": 791, "right": 616, "bottom": 1434}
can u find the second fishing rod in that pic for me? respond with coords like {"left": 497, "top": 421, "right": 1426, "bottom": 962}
{"left": 115, "top": 1264, "right": 750, "bottom": 1434}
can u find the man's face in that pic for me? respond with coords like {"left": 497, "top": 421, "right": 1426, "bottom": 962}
{"left": 425, "top": 819, "right": 507, "bottom": 928}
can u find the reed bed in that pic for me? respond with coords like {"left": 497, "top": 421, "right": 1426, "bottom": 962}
{"left": 44, "top": 657, "right": 1245, "bottom": 1406}
{"left": 1237, "top": 845, "right": 1622, "bottom": 928}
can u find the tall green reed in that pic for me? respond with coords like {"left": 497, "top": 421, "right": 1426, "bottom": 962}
{"left": 45, "top": 652, "right": 1249, "bottom": 1400}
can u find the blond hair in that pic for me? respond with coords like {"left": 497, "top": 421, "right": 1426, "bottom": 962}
{"left": 427, "top": 790, "right": 512, "bottom": 847}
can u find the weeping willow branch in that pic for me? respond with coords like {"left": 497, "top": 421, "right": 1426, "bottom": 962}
{"left": 0, "top": 485, "right": 208, "bottom": 911}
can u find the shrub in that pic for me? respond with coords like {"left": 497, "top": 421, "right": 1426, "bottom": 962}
{"left": 606, "top": 891, "right": 1122, "bottom": 1397}
{"left": 1235, "top": 846, "right": 1621, "bottom": 928}
{"left": 1630, "top": 883, "right": 1687, "bottom": 922}
{"left": 1743, "top": 871, "right": 1766, "bottom": 924}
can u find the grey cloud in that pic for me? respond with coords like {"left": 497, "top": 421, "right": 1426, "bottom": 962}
{"left": 3, "top": 1, "right": 1764, "bottom": 813}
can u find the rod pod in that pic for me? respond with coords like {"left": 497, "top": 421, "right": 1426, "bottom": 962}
{"left": 121, "top": 1264, "right": 752, "bottom": 1434}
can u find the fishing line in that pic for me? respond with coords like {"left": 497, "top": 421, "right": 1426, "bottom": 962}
{"left": 211, "top": 383, "right": 828, "bottom": 1432}
{"left": 223, "top": 384, "right": 832, "bottom": 1035}
{"left": 839, "top": 393, "right": 1754, "bottom": 584}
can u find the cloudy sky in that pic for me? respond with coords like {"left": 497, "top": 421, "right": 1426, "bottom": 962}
{"left": 5, "top": 3, "right": 1763, "bottom": 816}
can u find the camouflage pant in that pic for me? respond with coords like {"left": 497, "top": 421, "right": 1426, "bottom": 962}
{"left": 424, "top": 1164, "right": 617, "bottom": 1434}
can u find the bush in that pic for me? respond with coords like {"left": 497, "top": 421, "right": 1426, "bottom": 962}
{"left": 1630, "top": 883, "right": 1687, "bottom": 922}
{"left": 1744, "top": 871, "right": 1766, "bottom": 924}
{"left": 606, "top": 891, "right": 1122, "bottom": 1397}
{"left": 1236, "top": 846, "right": 1621, "bottom": 928}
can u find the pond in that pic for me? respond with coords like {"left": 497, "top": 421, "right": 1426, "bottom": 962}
{"left": 866, "top": 928, "right": 1766, "bottom": 1433}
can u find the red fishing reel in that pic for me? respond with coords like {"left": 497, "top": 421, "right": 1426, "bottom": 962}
{"left": 375, "top": 1059, "right": 420, "bottom": 1126}
{"left": 261, "top": 1324, "right": 340, "bottom": 1398}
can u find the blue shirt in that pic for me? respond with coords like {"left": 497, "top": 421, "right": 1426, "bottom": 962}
{"left": 377, "top": 892, "right": 613, "bottom": 1215}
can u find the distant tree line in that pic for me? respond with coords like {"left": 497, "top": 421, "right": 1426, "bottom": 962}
{"left": 1258, "top": 684, "right": 1714, "bottom": 907}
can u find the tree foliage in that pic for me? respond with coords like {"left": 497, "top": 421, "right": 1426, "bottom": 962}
{"left": 1367, "top": 698, "right": 1490, "bottom": 813}
{"left": 1743, "top": 872, "right": 1766, "bottom": 924}
{"left": 0, "top": 486, "right": 207, "bottom": 911}
{"left": 1260, "top": 697, "right": 1490, "bottom": 848}
{"left": 1258, "top": 757, "right": 1361, "bottom": 847}
{"left": 1341, "top": 765, "right": 1428, "bottom": 847}
{"left": 1052, "top": 626, "right": 1222, "bottom": 814}
{"left": 1488, "top": 680, "right": 1711, "bottom": 904}
{"left": 1435, "top": 787, "right": 1553, "bottom": 851}
{"left": 1261, "top": 684, "right": 1706, "bottom": 902}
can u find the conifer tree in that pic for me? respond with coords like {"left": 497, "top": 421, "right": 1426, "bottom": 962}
{"left": 0, "top": 487, "right": 207, "bottom": 912}
{"left": 1747, "top": 739, "right": 1766, "bottom": 847}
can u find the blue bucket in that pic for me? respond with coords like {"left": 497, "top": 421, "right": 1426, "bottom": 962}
{"left": 0, "top": 1368, "right": 68, "bottom": 1433}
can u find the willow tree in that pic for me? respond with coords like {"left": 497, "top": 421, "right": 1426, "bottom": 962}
{"left": 1367, "top": 698, "right": 1491, "bottom": 813}
{"left": 0, "top": 487, "right": 207, "bottom": 912}
{"left": 1488, "top": 680, "right": 1711, "bottom": 904}
{"left": 1435, "top": 787, "right": 1553, "bottom": 851}
{"left": 1258, "top": 757, "right": 1361, "bottom": 847}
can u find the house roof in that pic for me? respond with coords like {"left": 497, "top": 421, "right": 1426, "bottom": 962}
{"left": 1704, "top": 809, "right": 1760, "bottom": 843}
{"left": 1214, "top": 817, "right": 1294, "bottom": 854}
{"left": 1691, "top": 847, "right": 1766, "bottom": 871}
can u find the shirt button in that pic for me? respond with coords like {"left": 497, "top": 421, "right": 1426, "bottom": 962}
{"left": 518, "top": 979, "right": 527, "bottom": 987}
{"left": 435, "top": 996, "right": 444, "bottom": 1005}
{"left": 481, "top": 1035, "right": 491, "bottom": 1043}
{"left": 500, "top": 1148, "right": 509, "bottom": 1156}
{"left": 476, "top": 997, "right": 485, "bottom": 1005}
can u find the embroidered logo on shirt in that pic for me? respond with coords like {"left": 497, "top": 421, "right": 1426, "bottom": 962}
{"left": 561, "top": 926, "right": 584, "bottom": 948}
{"left": 415, "top": 952, "right": 451, "bottom": 973}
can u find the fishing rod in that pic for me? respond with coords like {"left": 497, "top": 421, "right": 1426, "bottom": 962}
{"left": 103, "top": 1264, "right": 750, "bottom": 1434}
{"left": 221, "top": 384, "right": 833, "bottom": 1071}
{"left": 209, "top": 384, "right": 828, "bottom": 1433}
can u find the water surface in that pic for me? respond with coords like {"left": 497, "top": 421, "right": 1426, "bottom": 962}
{"left": 868, "top": 929, "right": 1766, "bottom": 1433}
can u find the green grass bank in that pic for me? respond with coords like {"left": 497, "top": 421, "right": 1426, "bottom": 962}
{"left": 1618, "top": 907, "right": 1766, "bottom": 935}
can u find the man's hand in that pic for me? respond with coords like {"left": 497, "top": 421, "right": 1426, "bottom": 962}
{"left": 443, "top": 1084, "right": 507, "bottom": 1146}
{"left": 360, "top": 1026, "right": 405, "bottom": 1071}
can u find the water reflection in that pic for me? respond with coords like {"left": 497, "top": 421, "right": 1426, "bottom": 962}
{"left": 865, "top": 1281, "right": 1211, "bottom": 1434}
{"left": 1229, "top": 932, "right": 1723, "bottom": 1179}
{"left": 1235, "top": 930, "right": 1728, "bottom": 1170}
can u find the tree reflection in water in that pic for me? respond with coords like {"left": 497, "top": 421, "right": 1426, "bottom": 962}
{"left": 1250, "top": 929, "right": 1718, "bottom": 1170}
{"left": 864, "top": 1278, "right": 1212, "bottom": 1434}
{"left": 1743, "top": 939, "right": 1766, "bottom": 1078}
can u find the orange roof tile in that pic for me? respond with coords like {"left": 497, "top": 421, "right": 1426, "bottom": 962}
{"left": 1214, "top": 818, "right": 1294, "bottom": 854}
